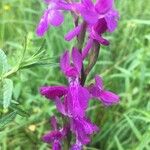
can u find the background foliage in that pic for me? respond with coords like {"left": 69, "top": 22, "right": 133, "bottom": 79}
{"left": 0, "top": 0, "right": 150, "bottom": 149}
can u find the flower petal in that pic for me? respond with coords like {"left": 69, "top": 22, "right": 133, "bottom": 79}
{"left": 71, "top": 117, "right": 99, "bottom": 144}
{"left": 55, "top": 97, "right": 66, "bottom": 115}
{"left": 40, "top": 86, "right": 68, "bottom": 100}
{"left": 52, "top": 140, "right": 61, "bottom": 150}
{"left": 95, "top": 75, "right": 103, "bottom": 90}
{"left": 65, "top": 25, "right": 82, "bottom": 41}
{"left": 72, "top": 48, "right": 82, "bottom": 73}
{"left": 78, "top": 86, "right": 90, "bottom": 110}
{"left": 71, "top": 142, "right": 82, "bottom": 150}
{"left": 67, "top": 85, "right": 85, "bottom": 117}
{"left": 50, "top": 116, "right": 57, "bottom": 130}
{"left": 99, "top": 90, "right": 120, "bottom": 105}
{"left": 105, "top": 9, "right": 119, "bottom": 32}
{"left": 90, "top": 28, "right": 109, "bottom": 45}
{"left": 42, "top": 131, "right": 62, "bottom": 143}
{"left": 82, "top": 39, "right": 93, "bottom": 59}
{"left": 76, "top": 1, "right": 98, "bottom": 24}
{"left": 95, "top": 0, "right": 113, "bottom": 14}
{"left": 60, "top": 51, "right": 70, "bottom": 74}
{"left": 48, "top": 10, "right": 64, "bottom": 26}
{"left": 56, "top": 2, "right": 74, "bottom": 10}
{"left": 93, "top": 18, "right": 108, "bottom": 34}
{"left": 36, "top": 9, "right": 49, "bottom": 36}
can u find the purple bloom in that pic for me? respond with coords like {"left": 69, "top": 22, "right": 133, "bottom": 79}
{"left": 60, "top": 47, "right": 82, "bottom": 77}
{"left": 42, "top": 117, "right": 68, "bottom": 150}
{"left": 36, "top": 0, "right": 74, "bottom": 36}
{"left": 40, "top": 48, "right": 90, "bottom": 118}
{"left": 88, "top": 75, "right": 120, "bottom": 106}
{"left": 65, "top": 0, "right": 119, "bottom": 47}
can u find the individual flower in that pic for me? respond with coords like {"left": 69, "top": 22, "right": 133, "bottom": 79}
{"left": 65, "top": 0, "right": 119, "bottom": 50}
{"left": 88, "top": 75, "right": 120, "bottom": 106}
{"left": 36, "top": 0, "right": 74, "bottom": 36}
{"left": 40, "top": 48, "right": 90, "bottom": 118}
{"left": 77, "top": 0, "right": 119, "bottom": 30}
{"left": 42, "top": 116, "right": 68, "bottom": 150}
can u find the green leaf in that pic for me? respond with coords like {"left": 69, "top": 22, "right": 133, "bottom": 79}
{"left": 10, "top": 103, "right": 30, "bottom": 117}
{"left": 115, "top": 136, "right": 124, "bottom": 150}
{"left": 0, "top": 49, "right": 9, "bottom": 75}
{"left": 3, "top": 79, "right": 13, "bottom": 109}
{"left": 0, "top": 100, "right": 29, "bottom": 117}
{"left": 0, "top": 111, "right": 17, "bottom": 129}
{"left": 124, "top": 114, "right": 142, "bottom": 140}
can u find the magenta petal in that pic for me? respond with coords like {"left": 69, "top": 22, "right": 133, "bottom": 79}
{"left": 105, "top": 9, "right": 119, "bottom": 32}
{"left": 72, "top": 48, "right": 82, "bottom": 73}
{"left": 81, "top": 0, "right": 94, "bottom": 8}
{"left": 99, "top": 90, "right": 119, "bottom": 105}
{"left": 44, "top": 0, "right": 51, "bottom": 3}
{"left": 82, "top": 39, "right": 93, "bottom": 59}
{"left": 50, "top": 116, "right": 57, "bottom": 130}
{"left": 71, "top": 143, "right": 82, "bottom": 150}
{"left": 65, "top": 25, "right": 82, "bottom": 41}
{"left": 40, "top": 86, "right": 68, "bottom": 100}
{"left": 95, "top": 0, "right": 113, "bottom": 14}
{"left": 56, "top": 2, "right": 74, "bottom": 10}
{"left": 71, "top": 117, "right": 99, "bottom": 144}
{"left": 95, "top": 75, "right": 103, "bottom": 90}
{"left": 78, "top": 86, "right": 90, "bottom": 110}
{"left": 76, "top": 1, "right": 98, "bottom": 25}
{"left": 55, "top": 97, "right": 66, "bottom": 115}
{"left": 36, "top": 10, "right": 49, "bottom": 36}
{"left": 60, "top": 51, "right": 70, "bottom": 74}
{"left": 78, "top": 7, "right": 98, "bottom": 25}
{"left": 65, "top": 67, "right": 79, "bottom": 77}
{"left": 48, "top": 10, "right": 64, "bottom": 26}
{"left": 67, "top": 86, "right": 85, "bottom": 117}
{"left": 52, "top": 140, "right": 61, "bottom": 150}
{"left": 88, "top": 86, "right": 100, "bottom": 98}
{"left": 66, "top": 84, "right": 89, "bottom": 118}
{"left": 42, "top": 131, "right": 62, "bottom": 143}
{"left": 82, "top": 118, "right": 99, "bottom": 134}
{"left": 90, "top": 29, "right": 109, "bottom": 45}
{"left": 93, "top": 18, "right": 108, "bottom": 34}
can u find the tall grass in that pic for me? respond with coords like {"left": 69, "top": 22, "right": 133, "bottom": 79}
{"left": 0, "top": 0, "right": 150, "bottom": 149}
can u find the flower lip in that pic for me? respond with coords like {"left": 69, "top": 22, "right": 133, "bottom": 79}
{"left": 88, "top": 75, "right": 120, "bottom": 106}
{"left": 40, "top": 86, "right": 68, "bottom": 100}
{"left": 95, "top": 0, "right": 114, "bottom": 15}
{"left": 42, "top": 130, "right": 63, "bottom": 143}
{"left": 60, "top": 48, "right": 82, "bottom": 78}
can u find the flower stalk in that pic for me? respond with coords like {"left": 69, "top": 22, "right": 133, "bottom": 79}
{"left": 36, "top": 0, "right": 120, "bottom": 149}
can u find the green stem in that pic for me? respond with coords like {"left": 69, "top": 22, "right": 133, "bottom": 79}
{"left": 83, "top": 41, "right": 100, "bottom": 84}
{"left": 0, "top": 66, "right": 19, "bottom": 82}
{"left": 77, "top": 21, "right": 87, "bottom": 51}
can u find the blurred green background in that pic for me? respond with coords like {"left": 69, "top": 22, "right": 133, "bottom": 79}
{"left": 0, "top": 0, "right": 150, "bottom": 149}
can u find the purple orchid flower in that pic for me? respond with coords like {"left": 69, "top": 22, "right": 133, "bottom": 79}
{"left": 65, "top": 0, "right": 119, "bottom": 52}
{"left": 36, "top": 0, "right": 74, "bottom": 36}
{"left": 42, "top": 116, "right": 68, "bottom": 150}
{"left": 88, "top": 75, "right": 119, "bottom": 106}
{"left": 40, "top": 48, "right": 90, "bottom": 118}
{"left": 77, "top": 0, "right": 119, "bottom": 29}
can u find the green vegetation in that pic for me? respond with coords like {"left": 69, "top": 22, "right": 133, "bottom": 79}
{"left": 0, "top": 0, "right": 150, "bottom": 149}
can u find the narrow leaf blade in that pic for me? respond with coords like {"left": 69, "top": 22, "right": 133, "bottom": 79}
{"left": 3, "top": 79, "right": 13, "bottom": 109}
